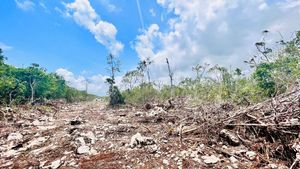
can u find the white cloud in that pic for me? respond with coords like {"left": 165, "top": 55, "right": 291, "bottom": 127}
{"left": 258, "top": 2, "right": 268, "bottom": 10}
{"left": 39, "top": 2, "right": 50, "bottom": 13}
{"left": 133, "top": 0, "right": 300, "bottom": 84}
{"left": 56, "top": 68, "right": 110, "bottom": 96}
{"left": 149, "top": 8, "right": 156, "bottom": 17}
{"left": 65, "top": 0, "right": 123, "bottom": 55}
{"left": 15, "top": 0, "right": 35, "bottom": 11}
{"left": 0, "top": 42, "right": 13, "bottom": 51}
{"left": 99, "top": 0, "right": 119, "bottom": 12}
{"left": 279, "top": 0, "right": 300, "bottom": 9}
{"left": 55, "top": 7, "right": 70, "bottom": 18}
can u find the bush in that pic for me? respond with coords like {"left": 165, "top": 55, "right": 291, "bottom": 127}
{"left": 109, "top": 85, "right": 124, "bottom": 106}
{"left": 122, "top": 84, "right": 157, "bottom": 105}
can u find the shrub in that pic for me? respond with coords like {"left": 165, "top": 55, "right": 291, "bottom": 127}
{"left": 109, "top": 85, "right": 124, "bottom": 106}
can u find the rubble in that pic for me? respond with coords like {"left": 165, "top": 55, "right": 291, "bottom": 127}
{"left": 77, "top": 145, "right": 91, "bottom": 154}
{"left": 201, "top": 155, "right": 220, "bottom": 164}
{"left": 50, "top": 159, "right": 62, "bottom": 169}
{"left": 1, "top": 89, "right": 300, "bottom": 168}
{"left": 245, "top": 151, "right": 257, "bottom": 160}
{"left": 27, "top": 136, "right": 48, "bottom": 148}
{"left": 7, "top": 132, "right": 23, "bottom": 141}
{"left": 130, "top": 133, "right": 155, "bottom": 148}
{"left": 70, "top": 120, "right": 81, "bottom": 125}
{"left": 219, "top": 129, "right": 240, "bottom": 146}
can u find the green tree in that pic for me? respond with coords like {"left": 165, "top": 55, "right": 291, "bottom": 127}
{"left": 122, "top": 70, "right": 141, "bottom": 90}
{"left": 0, "top": 48, "right": 7, "bottom": 65}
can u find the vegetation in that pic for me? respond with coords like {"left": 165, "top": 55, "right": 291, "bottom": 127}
{"left": 0, "top": 49, "right": 96, "bottom": 106}
{"left": 1, "top": 30, "right": 299, "bottom": 107}
{"left": 121, "top": 31, "right": 300, "bottom": 106}
{"left": 106, "top": 53, "right": 124, "bottom": 106}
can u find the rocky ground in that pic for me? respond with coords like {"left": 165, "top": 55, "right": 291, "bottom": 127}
{"left": 1, "top": 89, "right": 300, "bottom": 169}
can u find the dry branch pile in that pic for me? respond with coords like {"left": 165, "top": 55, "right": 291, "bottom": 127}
{"left": 218, "top": 89, "right": 300, "bottom": 168}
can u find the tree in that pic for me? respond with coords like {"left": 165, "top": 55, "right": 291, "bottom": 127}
{"left": 0, "top": 48, "right": 7, "bottom": 65}
{"left": 106, "top": 53, "right": 120, "bottom": 86}
{"left": 192, "top": 63, "right": 209, "bottom": 81}
{"left": 122, "top": 70, "right": 141, "bottom": 90}
{"left": 0, "top": 50, "right": 96, "bottom": 105}
{"left": 166, "top": 57, "right": 174, "bottom": 87}
{"left": 106, "top": 53, "right": 124, "bottom": 106}
{"left": 27, "top": 63, "right": 45, "bottom": 103}
{"left": 208, "top": 65, "right": 235, "bottom": 99}
{"left": 254, "top": 30, "right": 273, "bottom": 62}
{"left": 137, "top": 57, "right": 153, "bottom": 84}
{"left": 234, "top": 68, "right": 242, "bottom": 76}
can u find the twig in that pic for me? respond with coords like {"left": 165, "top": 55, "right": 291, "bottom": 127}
{"left": 236, "top": 131, "right": 252, "bottom": 148}
{"left": 182, "top": 126, "right": 200, "bottom": 134}
{"left": 245, "top": 113, "right": 265, "bottom": 124}
{"left": 290, "top": 158, "right": 298, "bottom": 169}
{"left": 211, "top": 147, "right": 250, "bottom": 162}
{"left": 141, "top": 124, "right": 152, "bottom": 133}
{"left": 225, "top": 123, "right": 300, "bottom": 127}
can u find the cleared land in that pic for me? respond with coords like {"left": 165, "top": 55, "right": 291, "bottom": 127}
{"left": 1, "top": 89, "right": 300, "bottom": 168}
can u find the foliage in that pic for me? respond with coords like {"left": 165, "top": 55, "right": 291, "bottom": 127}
{"left": 106, "top": 53, "right": 124, "bottom": 106}
{"left": 121, "top": 30, "right": 300, "bottom": 106}
{"left": 122, "top": 83, "right": 157, "bottom": 105}
{"left": 108, "top": 86, "right": 124, "bottom": 106}
{"left": 121, "top": 70, "right": 142, "bottom": 90}
{"left": 0, "top": 49, "right": 96, "bottom": 105}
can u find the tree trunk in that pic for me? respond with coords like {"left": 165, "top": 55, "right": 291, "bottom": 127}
{"left": 166, "top": 58, "right": 173, "bottom": 87}
{"left": 30, "top": 79, "right": 35, "bottom": 103}
{"left": 146, "top": 68, "right": 151, "bottom": 84}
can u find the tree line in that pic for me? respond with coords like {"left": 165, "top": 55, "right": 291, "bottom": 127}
{"left": 0, "top": 50, "right": 96, "bottom": 106}
{"left": 1, "top": 30, "right": 299, "bottom": 107}
{"left": 117, "top": 30, "right": 300, "bottom": 106}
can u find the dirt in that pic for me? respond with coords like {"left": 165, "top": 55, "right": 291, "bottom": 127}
{"left": 1, "top": 89, "right": 300, "bottom": 169}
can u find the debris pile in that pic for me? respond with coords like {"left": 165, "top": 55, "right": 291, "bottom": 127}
{"left": 0, "top": 89, "right": 300, "bottom": 168}
{"left": 218, "top": 89, "right": 300, "bottom": 168}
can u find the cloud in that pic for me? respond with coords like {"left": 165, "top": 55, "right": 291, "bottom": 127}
{"left": 149, "top": 8, "right": 156, "bottom": 17}
{"left": 279, "top": 0, "right": 300, "bottom": 9}
{"left": 258, "top": 2, "right": 268, "bottom": 10}
{"left": 64, "top": 0, "right": 123, "bottom": 55}
{"left": 15, "top": 0, "right": 35, "bottom": 11}
{"left": 56, "top": 68, "right": 110, "bottom": 96}
{"left": 98, "top": 0, "right": 120, "bottom": 12}
{"left": 133, "top": 0, "right": 300, "bottom": 84}
{"left": 0, "top": 42, "right": 13, "bottom": 51}
{"left": 39, "top": 2, "right": 50, "bottom": 13}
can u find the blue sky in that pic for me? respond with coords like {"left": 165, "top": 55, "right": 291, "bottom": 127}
{"left": 1, "top": 0, "right": 300, "bottom": 95}
{"left": 0, "top": 0, "right": 156, "bottom": 74}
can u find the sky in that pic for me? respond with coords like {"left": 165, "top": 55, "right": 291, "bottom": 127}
{"left": 1, "top": 0, "right": 300, "bottom": 96}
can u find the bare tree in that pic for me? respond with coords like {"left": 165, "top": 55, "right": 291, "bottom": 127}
{"left": 192, "top": 63, "right": 210, "bottom": 81}
{"left": 106, "top": 53, "right": 120, "bottom": 87}
{"left": 166, "top": 57, "right": 174, "bottom": 87}
{"left": 145, "top": 57, "right": 153, "bottom": 83}
{"left": 255, "top": 30, "right": 272, "bottom": 62}
{"left": 137, "top": 57, "right": 153, "bottom": 84}
{"left": 106, "top": 53, "right": 124, "bottom": 106}
{"left": 85, "top": 78, "right": 91, "bottom": 100}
